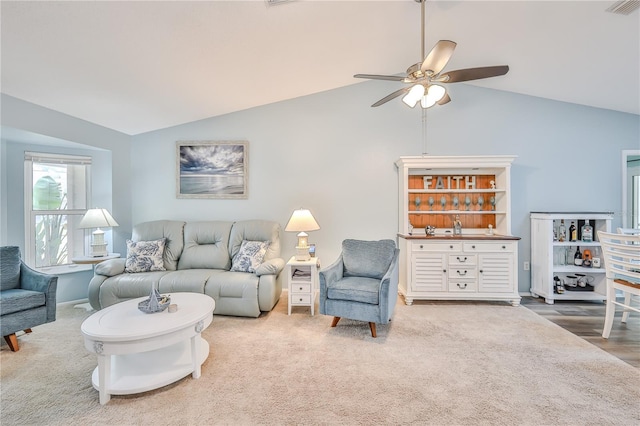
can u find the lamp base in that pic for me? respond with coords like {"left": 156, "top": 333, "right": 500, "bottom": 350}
{"left": 295, "top": 246, "right": 310, "bottom": 261}
{"left": 90, "top": 243, "right": 108, "bottom": 257}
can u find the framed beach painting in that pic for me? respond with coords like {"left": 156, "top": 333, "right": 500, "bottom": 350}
{"left": 176, "top": 141, "right": 248, "bottom": 199}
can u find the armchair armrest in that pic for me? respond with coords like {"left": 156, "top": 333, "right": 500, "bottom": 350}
{"left": 319, "top": 255, "right": 344, "bottom": 291}
{"left": 255, "top": 258, "right": 285, "bottom": 276}
{"left": 95, "top": 258, "right": 126, "bottom": 277}
{"left": 20, "top": 261, "right": 57, "bottom": 322}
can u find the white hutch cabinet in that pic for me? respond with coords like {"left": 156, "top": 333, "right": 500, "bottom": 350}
{"left": 530, "top": 212, "right": 613, "bottom": 304}
{"left": 396, "top": 156, "right": 521, "bottom": 306}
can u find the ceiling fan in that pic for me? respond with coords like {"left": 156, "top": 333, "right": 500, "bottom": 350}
{"left": 354, "top": 0, "right": 509, "bottom": 109}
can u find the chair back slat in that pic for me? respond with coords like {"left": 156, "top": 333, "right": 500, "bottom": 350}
{"left": 597, "top": 231, "right": 640, "bottom": 283}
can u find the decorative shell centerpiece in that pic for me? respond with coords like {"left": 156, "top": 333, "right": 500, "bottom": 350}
{"left": 138, "top": 288, "right": 171, "bottom": 314}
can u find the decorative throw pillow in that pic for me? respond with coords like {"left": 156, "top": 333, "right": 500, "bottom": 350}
{"left": 230, "top": 240, "right": 270, "bottom": 273}
{"left": 125, "top": 238, "right": 167, "bottom": 273}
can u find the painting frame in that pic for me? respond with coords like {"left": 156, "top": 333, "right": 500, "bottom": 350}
{"left": 176, "top": 140, "right": 248, "bottom": 199}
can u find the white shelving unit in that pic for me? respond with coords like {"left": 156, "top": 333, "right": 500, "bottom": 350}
{"left": 530, "top": 212, "right": 613, "bottom": 304}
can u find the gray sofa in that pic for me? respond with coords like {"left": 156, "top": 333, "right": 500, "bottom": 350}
{"left": 88, "top": 220, "right": 285, "bottom": 317}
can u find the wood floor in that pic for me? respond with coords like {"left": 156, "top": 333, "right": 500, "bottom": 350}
{"left": 522, "top": 296, "right": 640, "bottom": 368}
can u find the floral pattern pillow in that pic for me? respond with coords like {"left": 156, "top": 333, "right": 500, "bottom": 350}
{"left": 230, "top": 240, "right": 270, "bottom": 273}
{"left": 125, "top": 238, "right": 167, "bottom": 273}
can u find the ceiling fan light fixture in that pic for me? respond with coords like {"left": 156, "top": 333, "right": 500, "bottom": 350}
{"left": 420, "top": 84, "right": 446, "bottom": 109}
{"left": 402, "top": 84, "right": 425, "bottom": 107}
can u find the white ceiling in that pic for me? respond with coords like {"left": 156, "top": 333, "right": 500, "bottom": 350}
{"left": 1, "top": 0, "right": 639, "bottom": 136}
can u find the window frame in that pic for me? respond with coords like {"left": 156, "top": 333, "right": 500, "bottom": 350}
{"left": 24, "top": 151, "right": 93, "bottom": 273}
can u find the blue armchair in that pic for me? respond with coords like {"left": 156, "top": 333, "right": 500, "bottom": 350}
{"left": 319, "top": 239, "right": 399, "bottom": 338}
{"left": 1, "top": 246, "right": 57, "bottom": 352}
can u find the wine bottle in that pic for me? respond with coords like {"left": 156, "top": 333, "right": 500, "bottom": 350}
{"left": 559, "top": 219, "right": 566, "bottom": 242}
{"left": 574, "top": 246, "right": 583, "bottom": 266}
{"left": 569, "top": 221, "right": 577, "bottom": 242}
{"left": 581, "top": 220, "right": 593, "bottom": 242}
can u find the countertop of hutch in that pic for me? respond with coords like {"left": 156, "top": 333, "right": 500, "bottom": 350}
{"left": 398, "top": 233, "right": 521, "bottom": 241}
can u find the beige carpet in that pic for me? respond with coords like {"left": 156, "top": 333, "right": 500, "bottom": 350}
{"left": 1, "top": 295, "right": 639, "bottom": 425}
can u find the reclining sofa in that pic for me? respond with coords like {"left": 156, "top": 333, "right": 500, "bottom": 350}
{"left": 88, "top": 220, "right": 284, "bottom": 317}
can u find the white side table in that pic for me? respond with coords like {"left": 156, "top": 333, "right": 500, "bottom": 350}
{"left": 71, "top": 253, "right": 120, "bottom": 265}
{"left": 287, "top": 256, "right": 320, "bottom": 316}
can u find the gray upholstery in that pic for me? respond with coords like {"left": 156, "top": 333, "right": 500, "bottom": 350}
{"left": 88, "top": 220, "right": 284, "bottom": 318}
{"left": 319, "top": 239, "right": 399, "bottom": 332}
{"left": 1, "top": 246, "right": 57, "bottom": 351}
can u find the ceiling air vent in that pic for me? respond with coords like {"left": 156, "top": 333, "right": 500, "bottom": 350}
{"left": 606, "top": 0, "right": 640, "bottom": 15}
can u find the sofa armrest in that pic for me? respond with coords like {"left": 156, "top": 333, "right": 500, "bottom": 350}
{"left": 95, "top": 258, "right": 126, "bottom": 277}
{"left": 255, "top": 257, "right": 285, "bottom": 276}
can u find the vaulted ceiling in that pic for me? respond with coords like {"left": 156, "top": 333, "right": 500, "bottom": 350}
{"left": 2, "top": 0, "right": 638, "bottom": 135}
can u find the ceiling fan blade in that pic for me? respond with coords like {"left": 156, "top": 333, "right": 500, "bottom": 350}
{"left": 354, "top": 74, "right": 405, "bottom": 82}
{"left": 420, "top": 40, "right": 457, "bottom": 75}
{"left": 437, "top": 93, "right": 451, "bottom": 105}
{"left": 440, "top": 65, "right": 509, "bottom": 83}
{"left": 371, "top": 87, "right": 410, "bottom": 107}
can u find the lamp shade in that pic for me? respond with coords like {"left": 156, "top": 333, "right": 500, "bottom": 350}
{"left": 285, "top": 209, "right": 320, "bottom": 232}
{"left": 78, "top": 208, "right": 120, "bottom": 229}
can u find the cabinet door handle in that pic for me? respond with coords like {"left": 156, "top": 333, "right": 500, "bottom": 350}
{"left": 479, "top": 269, "right": 483, "bottom": 273}
{"left": 471, "top": 245, "right": 476, "bottom": 249}
{"left": 457, "top": 283, "right": 468, "bottom": 289}
{"left": 443, "top": 269, "right": 447, "bottom": 273}
{"left": 450, "top": 245, "right": 454, "bottom": 249}
{"left": 457, "top": 256, "right": 468, "bottom": 262}
{"left": 420, "top": 245, "right": 424, "bottom": 249}
{"left": 457, "top": 270, "right": 467, "bottom": 276}
{"left": 299, "top": 287, "right": 303, "bottom": 291}
{"left": 502, "top": 245, "right": 506, "bottom": 249}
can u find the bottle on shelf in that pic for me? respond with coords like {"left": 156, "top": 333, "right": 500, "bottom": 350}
{"left": 553, "top": 220, "right": 558, "bottom": 241}
{"left": 581, "top": 220, "right": 593, "bottom": 242}
{"left": 558, "top": 219, "right": 566, "bottom": 242}
{"left": 569, "top": 221, "right": 577, "bottom": 241}
{"left": 574, "top": 246, "right": 583, "bottom": 266}
{"left": 592, "top": 246, "right": 601, "bottom": 268}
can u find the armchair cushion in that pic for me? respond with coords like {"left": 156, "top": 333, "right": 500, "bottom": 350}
{"left": 326, "top": 276, "right": 380, "bottom": 305}
{"left": 0, "top": 289, "right": 45, "bottom": 316}
{"left": 342, "top": 239, "right": 397, "bottom": 280}
{"left": 1, "top": 246, "right": 21, "bottom": 290}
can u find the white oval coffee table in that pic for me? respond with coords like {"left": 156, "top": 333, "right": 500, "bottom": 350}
{"left": 81, "top": 292, "right": 215, "bottom": 405}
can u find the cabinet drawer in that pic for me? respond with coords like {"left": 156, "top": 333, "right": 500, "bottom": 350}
{"left": 448, "top": 280, "right": 478, "bottom": 292}
{"left": 412, "top": 242, "right": 463, "bottom": 252}
{"left": 450, "top": 268, "right": 477, "bottom": 279}
{"left": 449, "top": 254, "right": 477, "bottom": 266}
{"left": 290, "top": 294, "right": 312, "bottom": 304}
{"left": 463, "top": 242, "right": 514, "bottom": 252}
{"left": 291, "top": 283, "right": 311, "bottom": 293}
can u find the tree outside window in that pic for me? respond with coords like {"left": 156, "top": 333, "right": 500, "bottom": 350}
{"left": 25, "top": 153, "right": 90, "bottom": 268}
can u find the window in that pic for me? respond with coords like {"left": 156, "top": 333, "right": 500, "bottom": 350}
{"left": 24, "top": 152, "right": 92, "bottom": 269}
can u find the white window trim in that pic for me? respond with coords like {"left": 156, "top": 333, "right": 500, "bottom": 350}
{"left": 24, "top": 151, "right": 92, "bottom": 270}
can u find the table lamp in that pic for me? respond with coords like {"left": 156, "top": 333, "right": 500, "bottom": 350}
{"left": 285, "top": 208, "right": 320, "bottom": 261}
{"left": 78, "top": 208, "right": 119, "bottom": 257}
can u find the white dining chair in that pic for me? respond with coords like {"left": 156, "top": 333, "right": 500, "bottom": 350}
{"left": 598, "top": 231, "right": 640, "bottom": 338}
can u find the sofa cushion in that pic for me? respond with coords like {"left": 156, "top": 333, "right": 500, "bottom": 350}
{"left": 132, "top": 220, "right": 185, "bottom": 271}
{"left": 178, "top": 221, "right": 233, "bottom": 270}
{"left": 229, "top": 220, "right": 281, "bottom": 262}
{"left": 125, "top": 239, "right": 167, "bottom": 273}
{"left": 1, "top": 246, "right": 21, "bottom": 291}
{"left": 342, "top": 239, "right": 397, "bottom": 280}
{"left": 0, "top": 288, "right": 46, "bottom": 315}
{"left": 230, "top": 240, "right": 270, "bottom": 273}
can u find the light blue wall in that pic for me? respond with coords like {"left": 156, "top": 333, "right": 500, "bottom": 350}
{"left": 2, "top": 83, "right": 638, "bottom": 301}
{"left": 0, "top": 94, "right": 132, "bottom": 302}
{"left": 132, "top": 81, "right": 639, "bottom": 294}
